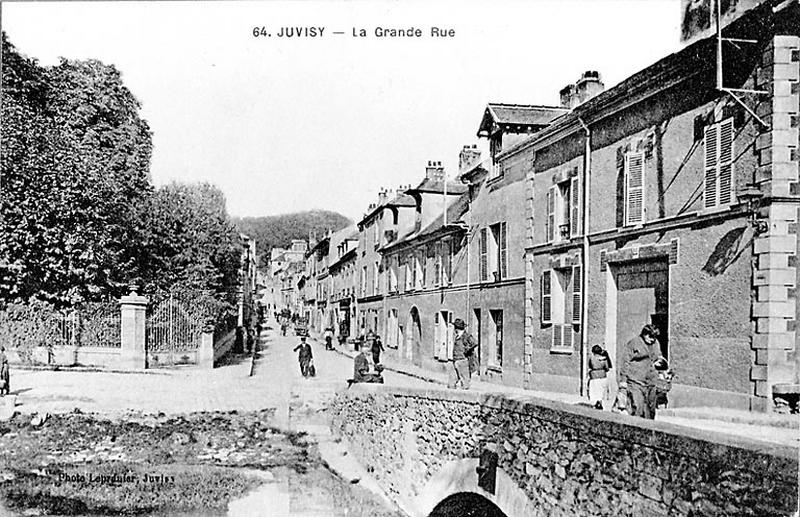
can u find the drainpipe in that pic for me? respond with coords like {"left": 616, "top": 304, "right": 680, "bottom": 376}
{"left": 577, "top": 117, "right": 591, "bottom": 398}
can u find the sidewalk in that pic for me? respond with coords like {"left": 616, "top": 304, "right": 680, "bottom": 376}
{"left": 309, "top": 333, "right": 799, "bottom": 448}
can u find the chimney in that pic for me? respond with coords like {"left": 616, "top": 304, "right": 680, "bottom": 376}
{"left": 458, "top": 144, "right": 481, "bottom": 174}
{"left": 560, "top": 71, "right": 604, "bottom": 109}
{"left": 575, "top": 71, "right": 604, "bottom": 104}
{"left": 560, "top": 83, "right": 578, "bottom": 109}
{"left": 377, "top": 188, "right": 387, "bottom": 204}
{"left": 425, "top": 160, "right": 445, "bottom": 182}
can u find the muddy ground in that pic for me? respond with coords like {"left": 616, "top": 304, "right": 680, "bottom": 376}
{"left": 0, "top": 410, "right": 402, "bottom": 516}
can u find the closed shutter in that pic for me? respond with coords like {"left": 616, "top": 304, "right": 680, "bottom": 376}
{"left": 541, "top": 270, "right": 552, "bottom": 324}
{"left": 704, "top": 124, "right": 718, "bottom": 209}
{"left": 434, "top": 242, "right": 441, "bottom": 287}
{"left": 562, "top": 324, "right": 573, "bottom": 350}
{"left": 718, "top": 118, "right": 733, "bottom": 205}
{"left": 444, "top": 240, "right": 452, "bottom": 284}
{"left": 546, "top": 187, "right": 556, "bottom": 241}
{"left": 625, "top": 152, "right": 644, "bottom": 225}
{"left": 419, "top": 252, "right": 426, "bottom": 288}
{"left": 434, "top": 313, "right": 441, "bottom": 359}
{"left": 499, "top": 222, "right": 508, "bottom": 280}
{"left": 551, "top": 324, "right": 562, "bottom": 349}
{"left": 572, "top": 265, "right": 582, "bottom": 324}
{"left": 479, "top": 228, "right": 488, "bottom": 281}
{"left": 570, "top": 176, "right": 580, "bottom": 236}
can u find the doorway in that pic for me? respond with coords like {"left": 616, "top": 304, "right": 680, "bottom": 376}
{"left": 473, "top": 308, "right": 482, "bottom": 377}
{"left": 615, "top": 259, "right": 669, "bottom": 363}
{"left": 406, "top": 307, "right": 422, "bottom": 366}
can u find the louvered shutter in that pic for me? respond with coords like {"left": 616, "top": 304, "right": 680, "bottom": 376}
{"left": 572, "top": 265, "right": 582, "bottom": 324}
{"left": 718, "top": 118, "right": 733, "bottom": 205}
{"left": 479, "top": 228, "right": 488, "bottom": 281}
{"left": 570, "top": 176, "right": 580, "bottom": 236}
{"left": 704, "top": 124, "right": 718, "bottom": 209}
{"left": 552, "top": 324, "right": 562, "bottom": 349}
{"left": 434, "top": 242, "right": 441, "bottom": 287}
{"left": 499, "top": 222, "right": 508, "bottom": 280}
{"left": 546, "top": 188, "right": 555, "bottom": 241}
{"left": 625, "top": 152, "right": 645, "bottom": 225}
{"left": 541, "top": 270, "right": 552, "bottom": 324}
{"left": 562, "top": 324, "right": 573, "bottom": 350}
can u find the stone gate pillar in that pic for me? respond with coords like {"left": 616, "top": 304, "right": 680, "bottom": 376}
{"left": 119, "top": 286, "right": 148, "bottom": 370}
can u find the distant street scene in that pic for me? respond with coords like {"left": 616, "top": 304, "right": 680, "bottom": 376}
{"left": 1, "top": 1, "right": 799, "bottom": 516}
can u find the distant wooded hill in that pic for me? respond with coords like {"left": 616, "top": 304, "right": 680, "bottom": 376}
{"left": 233, "top": 210, "right": 352, "bottom": 268}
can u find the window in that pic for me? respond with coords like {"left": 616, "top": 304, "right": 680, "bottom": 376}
{"left": 624, "top": 152, "right": 645, "bottom": 226}
{"left": 443, "top": 239, "right": 452, "bottom": 285}
{"left": 434, "top": 242, "right": 442, "bottom": 287}
{"left": 373, "top": 262, "right": 380, "bottom": 295}
{"left": 489, "top": 135, "right": 503, "bottom": 179}
{"left": 414, "top": 253, "right": 424, "bottom": 290}
{"left": 488, "top": 222, "right": 507, "bottom": 281}
{"left": 545, "top": 173, "right": 581, "bottom": 242}
{"left": 479, "top": 228, "right": 488, "bottom": 281}
{"left": 540, "top": 267, "right": 580, "bottom": 352}
{"left": 434, "top": 311, "right": 453, "bottom": 360}
{"left": 704, "top": 118, "right": 734, "bottom": 210}
{"left": 490, "top": 310, "right": 503, "bottom": 367}
{"left": 360, "top": 265, "right": 367, "bottom": 297}
{"left": 406, "top": 254, "right": 415, "bottom": 291}
{"left": 373, "top": 222, "right": 379, "bottom": 249}
{"left": 388, "top": 257, "right": 398, "bottom": 293}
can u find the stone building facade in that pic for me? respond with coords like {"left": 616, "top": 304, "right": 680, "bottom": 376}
{"left": 505, "top": 4, "right": 799, "bottom": 410}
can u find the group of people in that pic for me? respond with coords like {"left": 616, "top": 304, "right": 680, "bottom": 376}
{"left": 588, "top": 324, "right": 673, "bottom": 419}
{"left": 289, "top": 314, "right": 673, "bottom": 419}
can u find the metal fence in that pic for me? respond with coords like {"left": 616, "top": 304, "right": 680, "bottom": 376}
{"left": 145, "top": 290, "right": 230, "bottom": 366}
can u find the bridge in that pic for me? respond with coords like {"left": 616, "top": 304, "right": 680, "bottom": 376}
{"left": 329, "top": 385, "right": 798, "bottom": 517}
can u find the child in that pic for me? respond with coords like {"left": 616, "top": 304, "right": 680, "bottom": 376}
{"left": 653, "top": 357, "right": 673, "bottom": 409}
{"left": 588, "top": 344, "right": 612, "bottom": 410}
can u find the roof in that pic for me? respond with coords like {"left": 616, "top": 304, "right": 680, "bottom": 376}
{"left": 498, "top": 2, "right": 783, "bottom": 160}
{"left": 406, "top": 177, "right": 468, "bottom": 196}
{"left": 386, "top": 193, "right": 416, "bottom": 208}
{"left": 478, "top": 103, "right": 568, "bottom": 136}
{"left": 381, "top": 191, "right": 471, "bottom": 252}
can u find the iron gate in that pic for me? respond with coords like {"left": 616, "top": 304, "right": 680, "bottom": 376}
{"left": 145, "top": 292, "right": 205, "bottom": 366}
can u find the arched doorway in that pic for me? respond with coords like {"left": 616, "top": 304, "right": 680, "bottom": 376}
{"left": 428, "top": 492, "right": 507, "bottom": 517}
{"left": 406, "top": 307, "right": 422, "bottom": 366}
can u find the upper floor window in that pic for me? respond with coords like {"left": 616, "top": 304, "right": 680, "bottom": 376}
{"left": 624, "top": 152, "right": 645, "bottom": 226}
{"left": 360, "top": 265, "right": 367, "bottom": 297}
{"left": 545, "top": 173, "right": 581, "bottom": 241}
{"left": 704, "top": 118, "right": 734, "bottom": 210}
{"left": 373, "top": 262, "right": 380, "bottom": 295}
{"left": 540, "top": 265, "right": 581, "bottom": 353}
{"left": 388, "top": 257, "right": 398, "bottom": 293}
{"left": 414, "top": 253, "right": 424, "bottom": 290}
{"left": 480, "top": 223, "right": 508, "bottom": 281}
{"left": 405, "top": 255, "right": 413, "bottom": 291}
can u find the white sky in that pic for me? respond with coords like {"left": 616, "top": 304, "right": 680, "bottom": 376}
{"left": 3, "top": 0, "right": 682, "bottom": 221}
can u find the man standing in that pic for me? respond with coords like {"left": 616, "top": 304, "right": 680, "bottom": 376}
{"left": 448, "top": 318, "right": 477, "bottom": 390}
{"left": 619, "top": 324, "right": 663, "bottom": 419}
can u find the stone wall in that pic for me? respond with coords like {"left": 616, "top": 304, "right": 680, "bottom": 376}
{"left": 329, "top": 386, "right": 798, "bottom": 517}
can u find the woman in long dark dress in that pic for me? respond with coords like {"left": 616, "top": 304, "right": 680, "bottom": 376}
{"left": 293, "top": 337, "right": 313, "bottom": 377}
{"left": 0, "top": 346, "right": 10, "bottom": 396}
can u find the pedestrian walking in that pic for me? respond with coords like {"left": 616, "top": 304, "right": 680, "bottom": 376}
{"left": 324, "top": 327, "right": 334, "bottom": 350}
{"left": 448, "top": 319, "right": 477, "bottom": 390}
{"left": 0, "top": 346, "right": 9, "bottom": 397}
{"left": 588, "top": 344, "right": 612, "bottom": 410}
{"left": 293, "top": 336, "right": 314, "bottom": 378}
{"left": 371, "top": 334, "right": 384, "bottom": 365}
{"left": 620, "top": 324, "right": 663, "bottom": 419}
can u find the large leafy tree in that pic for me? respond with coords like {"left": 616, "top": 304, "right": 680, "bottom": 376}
{"left": 140, "top": 182, "right": 241, "bottom": 305}
{"left": 1, "top": 33, "right": 154, "bottom": 306}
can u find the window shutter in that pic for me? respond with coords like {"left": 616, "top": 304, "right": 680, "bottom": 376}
{"left": 572, "top": 265, "right": 582, "bottom": 324}
{"left": 551, "top": 324, "right": 562, "bottom": 349}
{"left": 546, "top": 188, "right": 555, "bottom": 242}
{"left": 541, "top": 270, "right": 552, "bottom": 324}
{"left": 616, "top": 148, "right": 626, "bottom": 227}
{"left": 419, "top": 252, "right": 426, "bottom": 288}
{"left": 704, "top": 124, "right": 719, "bottom": 209}
{"left": 479, "top": 228, "right": 488, "bottom": 281}
{"left": 444, "top": 240, "right": 452, "bottom": 284}
{"left": 625, "top": 152, "right": 644, "bottom": 225}
{"left": 562, "top": 324, "right": 573, "bottom": 350}
{"left": 570, "top": 176, "right": 580, "bottom": 236}
{"left": 718, "top": 118, "right": 733, "bottom": 205}
{"left": 434, "top": 243, "right": 441, "bottom": 287}
{"left": 499, "top": 222, "right": 508, "bottom": 280}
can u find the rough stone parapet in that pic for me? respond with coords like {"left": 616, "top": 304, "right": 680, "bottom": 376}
{"left": 330, "top": 385, "right": 798, "bottom": 517}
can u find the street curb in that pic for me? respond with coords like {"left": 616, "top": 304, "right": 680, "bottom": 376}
{"left": 9, "top": 364, "right": 171, "bottom": 375}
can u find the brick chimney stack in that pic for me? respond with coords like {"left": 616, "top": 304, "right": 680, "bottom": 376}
{"left": 425, "top": 160, "right": 445, "bottom": 182}
{"left": 458, "top": 144, "right": 481, "bottom": 174}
